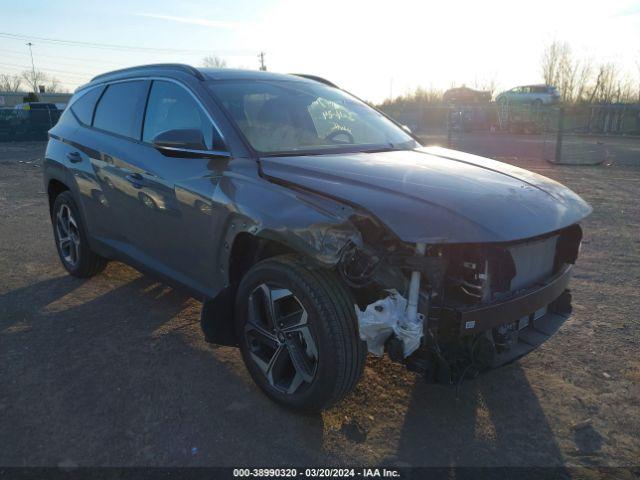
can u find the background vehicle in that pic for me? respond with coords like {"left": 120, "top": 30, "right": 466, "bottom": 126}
{"left": 443, "top": 86, "right": 491, "bottom": 104}
{"left": 495, "top": 84, "right": 560, "bottom": 105}
{"left": 43, "top": 65, "right": 590, "bottom": 411}
{"left": 13, "top": 102, "right": 60, "bottom": 111}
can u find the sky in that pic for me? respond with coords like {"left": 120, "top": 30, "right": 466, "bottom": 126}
{"left": 1, "top": 0, "right": 639, "bottom": 103}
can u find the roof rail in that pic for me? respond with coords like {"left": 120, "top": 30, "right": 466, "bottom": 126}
{"left": 291, "top": 74, "right": 338, "bottom": 88}
{"left": 91, "top": 64, "right": 204, "bottom": 82}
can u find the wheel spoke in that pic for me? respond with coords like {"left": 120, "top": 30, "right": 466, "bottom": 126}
{"left": 70, "top": 242, "right": 78, "bottom": 264}
{"left": 297, "top": 325, "right": 318, "bottom": 360}
{"left": 248, "top": 286, "right": 277, "bottom": 340}
{"left": 286, "top": 371, "right": 305, "bottom": 394}
{"left": 244, "top": 320, "right": 277, "bottom": 344}
{"left": 280, "top": 308, "right": 308, "bottom": 331}
{"left": 255, "top": 284, "right": 277, "bottom": 331}
{"left": 264, "top": 344, "right": 288, "bottom": 386}
{"left": 284, "top": 334, "right": 315, "bottom": 383}
{"left": 56, "top": 212, "right": 68, "bottom": 238}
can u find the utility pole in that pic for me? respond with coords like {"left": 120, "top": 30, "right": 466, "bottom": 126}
{"left": 26, "top": 42, "right": 37, "bottom": 92}
{"left": 258, "top": 51, "right": 267, "bottom": 71}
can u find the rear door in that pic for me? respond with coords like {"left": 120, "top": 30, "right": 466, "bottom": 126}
{"left": 85, "top": 80, "right": 151, "bottom": 252}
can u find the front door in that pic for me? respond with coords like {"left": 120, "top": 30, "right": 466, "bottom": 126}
{"left": 121, "top": 79, "right": 230, "bottom": 296}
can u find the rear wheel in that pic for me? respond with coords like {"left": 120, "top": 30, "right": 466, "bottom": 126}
{"left": 51, "top": 191, "right": 107, "bottom": 278}
{"left": 235, "top": 255, "right": 366, "bottom": 411}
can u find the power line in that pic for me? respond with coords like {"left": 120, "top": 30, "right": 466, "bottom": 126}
{"left": 0, "top": 62, "right": 89, "bottom": 81}
{"left": 0, "top": 47, "right": 135, "bottom": 68}
{"left": 0, "top": 31, "right": 253, "bottom": 55}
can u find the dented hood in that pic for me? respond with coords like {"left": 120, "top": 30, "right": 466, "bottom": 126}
{"left": 259, "top": 146, "right": 592, "bottom": 244}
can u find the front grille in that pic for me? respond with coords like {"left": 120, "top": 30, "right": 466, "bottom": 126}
{"left": 507, "top": 235, "right": 558, "bottom": 291}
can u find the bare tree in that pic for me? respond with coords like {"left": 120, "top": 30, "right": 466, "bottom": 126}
{"left": 542, "top": 41, "right": 602, "bottom": 103}
{"left": 20, "top": 69, "right": 63, "bottom": 93}
{"left": 0, "top": 74, "right": 22, "bottom": 92}
{"left": 202, "top": 55, "right": 227, "bottom": 68}
{"left": 573, "top": 61, "right": 593, "bottom": 103}
{"left": 46, "top": 77, "right": 62, "bottom": 94}
{"left": 541, "top": 41, "right": 563, "bottom": 87}
{"left": 472, "top": 76, "right": 498, "bottom": 98}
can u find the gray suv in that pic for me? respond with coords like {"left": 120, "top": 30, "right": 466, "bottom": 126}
{"left": 496, "top": 84, "right": 561, "bottom": 105}
{"left": 45, "top": 65, "right": 590, "bottom": 411}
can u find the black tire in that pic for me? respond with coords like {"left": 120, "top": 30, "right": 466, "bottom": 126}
{"left": 51, "top": 191, "right": 107, "bottom": 278}
{"left": 235, "top": 254, "right": 366, "bottom": 412}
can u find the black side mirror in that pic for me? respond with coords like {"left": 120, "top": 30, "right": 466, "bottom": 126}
{"left": 152, "top": 129, "right": 207, "bottom": 152}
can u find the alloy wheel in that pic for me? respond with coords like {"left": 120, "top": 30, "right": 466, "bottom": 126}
{"left": 244, "top": 283, "right": 319, "bottom": 394}
{"left": 55, "top": 204, "right": 81, "bottom": 267}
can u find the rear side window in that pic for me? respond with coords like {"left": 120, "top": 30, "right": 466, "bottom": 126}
{"left": 143, "top": 80, "right": 225, "bottom": 151}
{"left": 70, "top": 87, "right": 103, "bottom": 125}
{"left": 93, "top": 81, "right": 148, "bottom": 139}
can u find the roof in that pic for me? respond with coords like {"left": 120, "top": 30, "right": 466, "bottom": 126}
{"left": 82, "top": 64, "right": 335, "bottom": 92}
{"left": 199, "top": 68, "right": 309, "bottom": 82}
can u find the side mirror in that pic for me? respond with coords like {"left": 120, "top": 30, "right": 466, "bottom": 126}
{"left": 153, "top": 129, "right": 207, "bottom": 152}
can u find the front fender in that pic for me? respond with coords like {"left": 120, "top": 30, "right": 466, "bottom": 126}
{"left": 212, "top": 172, "right": 363, "bottom": 288}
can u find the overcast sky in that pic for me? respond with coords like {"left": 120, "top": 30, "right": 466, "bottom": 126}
{"left": 1, "top": 0, "right": 639, "bottom": 102}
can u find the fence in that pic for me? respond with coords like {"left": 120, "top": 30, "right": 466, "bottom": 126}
{"left": 381, "top": 103, "right": 640, "bottom": 166}
{"left": 0, "top": 107, "right": 62, "bottom": 141}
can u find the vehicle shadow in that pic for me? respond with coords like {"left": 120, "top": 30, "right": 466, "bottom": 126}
{"left": 1, "top": 268, "right": 566, "bottom": 468}
{"left": 392, "top": 363, "right": 566, "bottom": 467}
{"left": 0, "top": 269, "right": 326, "bottom": 467}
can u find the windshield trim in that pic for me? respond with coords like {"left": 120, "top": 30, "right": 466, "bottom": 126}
{"left": 205, "top": 78, "right": 421, "bottom": 158}
{"left": 257, "top": 141, "right": 419, "bottom": 158}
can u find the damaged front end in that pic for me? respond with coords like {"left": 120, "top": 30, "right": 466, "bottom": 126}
{"left": 341, "top": 220, "right": 582, "bottom": 384}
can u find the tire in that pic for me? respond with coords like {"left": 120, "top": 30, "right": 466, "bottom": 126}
{"left": 235, "top": 254, "right": 366, "bottom": 411}
{"left": 51, "top": 191, "right": 107, "bottom": 278}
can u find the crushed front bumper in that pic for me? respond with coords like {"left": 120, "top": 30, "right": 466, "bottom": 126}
{"left": 455, "top": 264, "right": 573, "bottom": 335}
{"left": 489, "top": 308, "right": 569, "bottom": 368}
{"left": 418, "top": 264, "right": 574, "bottom": 377}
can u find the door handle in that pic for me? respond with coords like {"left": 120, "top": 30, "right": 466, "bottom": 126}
{"left": 125, "top": 173, "right": 144, "bottom": 188}
{"left": 66, "top": 151, "right": 82, "bottom": 163}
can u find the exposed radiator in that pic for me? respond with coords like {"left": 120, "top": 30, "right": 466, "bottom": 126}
{"left": 507, "top": 235, "right": 558, "bottom": 291}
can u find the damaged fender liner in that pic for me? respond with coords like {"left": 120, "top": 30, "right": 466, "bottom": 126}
{"left": 451, "top": 264, "right": 573, "bottom": 335}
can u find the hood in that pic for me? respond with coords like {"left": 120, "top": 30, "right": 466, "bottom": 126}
{"left": 259, "top": 146, "right": 592, "bottom": 244}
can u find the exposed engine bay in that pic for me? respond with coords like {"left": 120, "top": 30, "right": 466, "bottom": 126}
{"left": 340, "top": 218, "right": 582, "bottom": 384}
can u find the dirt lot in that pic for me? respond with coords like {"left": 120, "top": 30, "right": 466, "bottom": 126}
{"left": 1, "top": 141, "right": 639, "bottom": 468}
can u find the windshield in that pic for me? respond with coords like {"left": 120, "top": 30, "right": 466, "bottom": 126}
{"left": 207, "top": 80, "right": 417, "bottom": 155}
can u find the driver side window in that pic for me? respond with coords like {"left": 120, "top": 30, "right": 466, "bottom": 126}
{"left": 143, "top": 80, "right": 225, "bottom": 151}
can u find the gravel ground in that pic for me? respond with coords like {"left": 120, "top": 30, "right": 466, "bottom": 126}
{"left": 1, "top": 141, "right": 638, "bottom": 468}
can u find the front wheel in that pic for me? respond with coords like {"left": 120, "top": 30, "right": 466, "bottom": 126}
{"left": 235, "top": 255, "right": 366, "bottom": 411}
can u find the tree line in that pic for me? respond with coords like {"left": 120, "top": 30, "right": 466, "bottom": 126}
{"left": 0, "top": 70, "right": 64, "bottom": 94}
{"left": 541, "top": 41, "right": 638, "bottom": 104}
{"left": 380, "top": 41, "right": 639, "bottom": 109}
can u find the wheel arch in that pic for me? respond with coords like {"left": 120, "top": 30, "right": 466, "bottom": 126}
{"left": 47, "top": 178, "right": 70, "bottom": 214}
{"left": 202, "top": 228, "right": 356, "bottom": 347}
